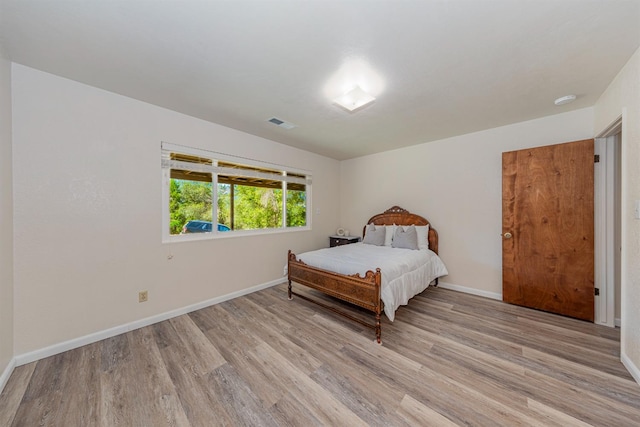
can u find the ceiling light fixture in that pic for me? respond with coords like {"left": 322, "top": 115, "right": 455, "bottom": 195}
{"left": 554, "top": 95, "right": 577, "bottom": 106}
{"left": 333, "top": 85, "right": 376, "bottom": 112}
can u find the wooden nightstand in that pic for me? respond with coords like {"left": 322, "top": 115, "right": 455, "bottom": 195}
{"left": 329, "top": 235, "right": 361, "bottom": 247}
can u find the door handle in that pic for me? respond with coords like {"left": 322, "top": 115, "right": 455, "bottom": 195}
{"left": 503, "top": 232, "right": 513, "bottom": 239}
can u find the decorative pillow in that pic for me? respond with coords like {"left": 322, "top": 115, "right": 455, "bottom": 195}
{"left": 397, "top": 224, "right": 429, "bottom": 249}
{"left": 363, "top": 223, "right": 385, "bottom": 246}
{"left": 392, "top": 225, "right": 419, "bottom": 250}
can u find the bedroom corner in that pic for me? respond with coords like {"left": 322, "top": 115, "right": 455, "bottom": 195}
{"left": 0, "top": 44, "right": 15, "bottom": 394}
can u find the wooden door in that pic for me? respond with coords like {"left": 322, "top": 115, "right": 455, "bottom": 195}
{"left": 502, "top": 139, "right": 594, "bottom": 321}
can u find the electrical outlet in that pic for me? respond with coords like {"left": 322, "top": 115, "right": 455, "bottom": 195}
{"left": 138, "top": 290, "right": 148, "bottom": 303}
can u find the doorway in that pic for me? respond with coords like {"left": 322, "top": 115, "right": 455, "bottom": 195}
{"left": 595, "top": 117, "right": 622, "bottom": 327}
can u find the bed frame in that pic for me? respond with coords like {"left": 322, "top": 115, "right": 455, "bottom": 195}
{"left": 287, "top": 206, "right": 439, "bottom": 343}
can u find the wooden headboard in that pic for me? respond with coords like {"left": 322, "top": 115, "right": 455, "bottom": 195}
{"left": 362, "top": 206, "right": 439, "bottom": 254}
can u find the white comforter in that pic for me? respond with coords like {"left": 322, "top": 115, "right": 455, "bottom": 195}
{"left": 296, "top": 243, "right": 448, "bottom": 321}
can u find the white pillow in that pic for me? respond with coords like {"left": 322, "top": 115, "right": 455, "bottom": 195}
{"left": 381, "top": 225, "right": 395, "bottom": 246}
{"left": 415, "top": 224, "right": 430, "bottom": 250}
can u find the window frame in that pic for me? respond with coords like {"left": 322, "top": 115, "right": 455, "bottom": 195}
{"left": 161, "top": 142, "right": 312, "bottom": 243}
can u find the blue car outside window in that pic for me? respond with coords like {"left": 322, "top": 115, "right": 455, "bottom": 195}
{"left": 183, "top": 220, "right": 231, "bottom": 233}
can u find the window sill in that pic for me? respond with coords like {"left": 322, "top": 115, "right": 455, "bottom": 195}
{"left": 162, "top": 225, "right": 311, "bottom": 244}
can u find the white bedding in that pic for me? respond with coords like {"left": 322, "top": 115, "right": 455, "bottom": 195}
{"left": 296, "top": 243, "right": 448, "bottom": 321}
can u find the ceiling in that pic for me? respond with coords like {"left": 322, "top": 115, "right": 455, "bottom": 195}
{"left": 1, "top": 0, "right": 639, "bottom": 160}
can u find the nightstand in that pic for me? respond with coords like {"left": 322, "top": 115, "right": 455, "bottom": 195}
{"left": 329, "top": 235, "right": 361, "bottom": 247}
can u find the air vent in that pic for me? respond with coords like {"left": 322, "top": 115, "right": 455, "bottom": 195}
{"left": 267, "top": 117, "right": 297, "bottom": 130}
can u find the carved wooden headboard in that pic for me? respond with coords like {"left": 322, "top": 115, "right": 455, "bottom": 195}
{"left": 362, "top": 206, "right": 439, "bottom": 254}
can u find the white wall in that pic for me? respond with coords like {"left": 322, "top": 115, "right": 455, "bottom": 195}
{"left": 594, "top": 47, "right": 640, "bottom": 382}
{"left": 340, "top": 108, "right": 594, "bottom": 297}
{"left": 11, "top": 64, "right": 341, "bottom": 356}
{"left": 0, "top": 47, "right": 14, "bottom": 383}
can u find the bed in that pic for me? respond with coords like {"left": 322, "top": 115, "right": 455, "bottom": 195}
{"left": 287, "top": 206, "right": 448, "bottom": 343}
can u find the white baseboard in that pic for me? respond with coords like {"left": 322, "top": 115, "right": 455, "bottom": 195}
{"left": 437, "top": 281, "right": 502, "bottom": 301}
{"left": 14, "top": 278, "right": 284, "bottom": 366}
{"left": 621, "top": 351, "right": 640, "bottom": 385}
{"left": 0, "top": 357, "right": 16, "bottom": 394}
{"left": 615, "top": 318, "right": 621, "bottom": 328}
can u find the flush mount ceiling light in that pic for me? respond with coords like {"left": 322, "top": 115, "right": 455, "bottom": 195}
{"left": 333, "top": 85, "right": 376, "bottom": 112}
{"left": 554, "top": 95, "right": 577, "bottom": 106}
{"left": 324, "top": 58, "right": 384, "bottom": 113}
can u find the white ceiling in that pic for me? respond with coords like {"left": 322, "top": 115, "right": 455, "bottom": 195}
{"left": 1, "top": 0, "right": 639, "bottom": 160}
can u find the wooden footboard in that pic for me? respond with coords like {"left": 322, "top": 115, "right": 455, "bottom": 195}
{"left": 286, "top": 206, "right": 441, "bottom": 344}
{"left": 287, "top": 250, "right": 383, "bottom": 343}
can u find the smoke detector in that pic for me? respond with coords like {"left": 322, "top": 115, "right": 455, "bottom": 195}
{"left": 554, "top": 95, "right": 576, "bottom": 106}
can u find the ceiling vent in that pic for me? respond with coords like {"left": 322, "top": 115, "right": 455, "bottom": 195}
{"left": 267, "top": 117, "right": 297, "bottom": 130}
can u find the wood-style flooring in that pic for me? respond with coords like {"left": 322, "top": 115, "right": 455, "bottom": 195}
{"left": 1, "top": 284, "right": 639, "bottom": 426}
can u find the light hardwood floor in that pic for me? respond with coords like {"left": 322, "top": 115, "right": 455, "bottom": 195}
{"left": 1, "top": 284, "right": 639, "bottom": 426}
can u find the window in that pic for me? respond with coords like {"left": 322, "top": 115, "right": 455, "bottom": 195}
{"left": 162, "top": 142, "right": 311, "bottom": 241}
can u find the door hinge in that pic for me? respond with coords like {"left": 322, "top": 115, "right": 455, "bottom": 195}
{"left": 594, "top": 154, "right": 600, "bottom": 163}
{"left": 595, "top": 288, "right": 600, "bottom": 296}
